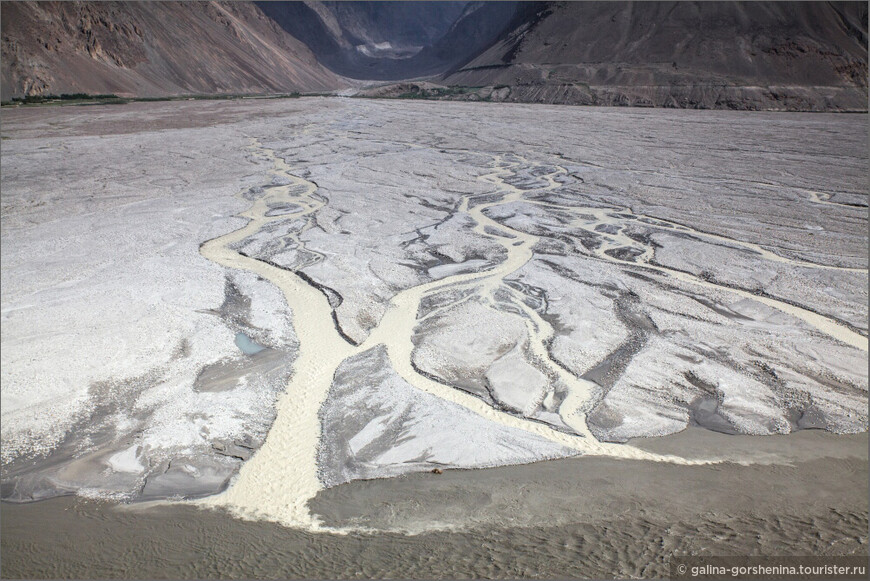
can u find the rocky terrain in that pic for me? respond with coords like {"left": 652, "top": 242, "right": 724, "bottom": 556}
{"left": 435, "top": 1, "right": 868, "bottom": 110}
{"left": 0, "top": 1, "right": 342, "bottom": 100}
{"left": 1, "top": 99, "right": 866, "bottom": 519}
{"left": 4, "top": 2, "right": 866, "bottom": 111}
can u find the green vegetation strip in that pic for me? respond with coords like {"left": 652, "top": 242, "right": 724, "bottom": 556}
{"left": 1, "top": 92, "right": 307, "bottom": 107}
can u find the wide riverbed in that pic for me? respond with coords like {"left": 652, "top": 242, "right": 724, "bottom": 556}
{"left": 1, "top": 98, "right": 867, "bottom": 577}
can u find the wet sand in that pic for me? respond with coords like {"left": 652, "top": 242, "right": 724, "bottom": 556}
{"left": 2, "top": 430, "right": 866, "bottom": 579}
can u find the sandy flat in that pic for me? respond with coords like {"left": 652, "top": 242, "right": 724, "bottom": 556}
{"left": 1, "top": 429, "right": 866, "bottom": 579}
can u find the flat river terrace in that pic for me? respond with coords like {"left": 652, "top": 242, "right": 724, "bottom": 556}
{"left": 1, "top": 98, "right": 867, "bottom": 579}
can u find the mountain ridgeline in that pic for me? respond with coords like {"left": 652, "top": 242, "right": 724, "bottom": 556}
{"left": 438, "top": 1, "right": 869, "bottom": 110}
{"left": 2, "top": 1, "right": 867, "bottom": 111}
{"left": 0, "top": 1, "right": 342, "bottom": 101}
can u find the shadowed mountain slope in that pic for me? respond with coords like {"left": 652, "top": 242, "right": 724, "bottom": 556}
{"left": 256, "top": 1, "right": 522, "bottom": 81}
{"left": 1, "top": 1, "right": 342, "bottom": 100}
{"left": 439, "top": 1, "right": 868, "bottom": 110}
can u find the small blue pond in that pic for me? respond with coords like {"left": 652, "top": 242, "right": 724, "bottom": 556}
{"left": 234, "top": 332, "right": 267, "bottom": 356}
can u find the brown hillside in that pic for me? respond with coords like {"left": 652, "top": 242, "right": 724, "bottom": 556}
{"left": 1, "top": 1, "right": 344, "bottom": 100}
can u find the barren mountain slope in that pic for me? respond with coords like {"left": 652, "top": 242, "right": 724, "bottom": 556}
{"left": 1, "top": 1, "right": 343, "bottom": 100}
{"left": 441, "top": 1, "right": 868, "bottom": 110}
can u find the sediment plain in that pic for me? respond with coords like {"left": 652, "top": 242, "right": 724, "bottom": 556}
{"left": 2, "top": 430, "right": 867, "bottom": 579}
{"left": 1, "top": 98, "right": 867, "bottom": 575}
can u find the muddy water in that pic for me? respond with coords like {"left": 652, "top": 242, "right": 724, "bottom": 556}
{"left": 2, "top": 431, "right": 866, "bottom": 579}
{"left": 197, "top": 142, "right": 867, "bottom": 529}
{"left": 359, "top": 155, "right": 636, "bottom": 452}
{"left": 198, "top": 141, "right": 356, "bottom": 529}
{"left": 516, "top": 163, "right": 867, "bottom": 350}
{"left": 200, "top": 143, "right": 725, "bottom": 529}
{"left": 555, "top": 202, "right": 868, "bottom": 349}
